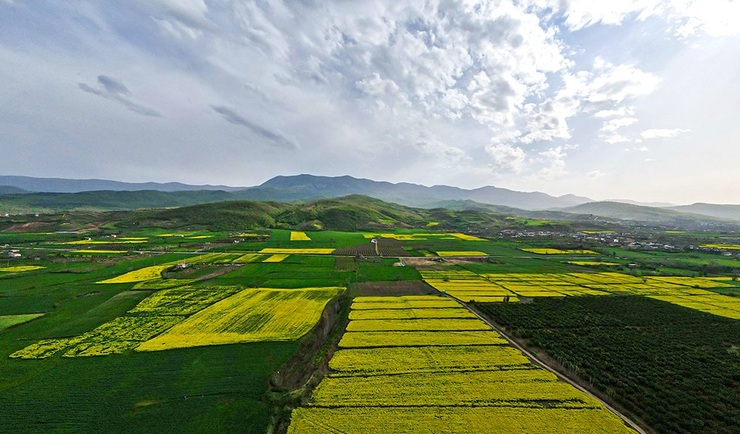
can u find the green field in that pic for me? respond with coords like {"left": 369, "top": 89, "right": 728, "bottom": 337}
{"left": 0, "top": 218, "right": 737, "bottom": 433}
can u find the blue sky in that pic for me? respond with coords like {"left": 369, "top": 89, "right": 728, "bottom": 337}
{"left": 1, "top": 1, "right": 738, "bottom": 204}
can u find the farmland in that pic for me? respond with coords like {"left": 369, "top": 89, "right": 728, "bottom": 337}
{"left": 0, "top": 207, "right": 737, "bottom": 433}
{"left": 476, "top": 296, "right": 740, "bottom": 433}
{"left": 287, "top": 295, "right": 633, "bottom": 433}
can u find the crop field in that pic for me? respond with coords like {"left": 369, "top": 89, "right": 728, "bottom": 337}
{"left": 0, "top": 224, "right": 736, "bottom": 433}
{"left": 137, "top": 287, "right": 344, "bottom": 351}
{"left": 290, "top": 231, "right": 312, "bottom": 241}
{"left": 288, "top": 294, "right": 634, "bottom": 432}
{"left": 521, "top": 248, "right": 599, "bottom": 255}
{"left": 0, "top": 313, "right": 44, "bottom": 331}
{"left": 10, "top": 286, "right": 244, "bottom": 359}
{"left": 259, "top": 248, "right": 335, "bottom": 254}
{"left": 435, "top": 250, "right": 488, "bottom": 256}
{"left": 263, "top": 253, "right": 290, "bottom": 262}
{"left": 338, "top": 330, "right": 508, "bottom": 347}
{"left": 421, "top": 270, "right": 740, "bottom": 318}
{"left": 477, "top": 296, "right": 740, "bottom": 433}
{"left": 363, "top": 232, "right": 486, "bottom": 242}
{"left": 97, "top": 264, "right": 174, "bottom": 284}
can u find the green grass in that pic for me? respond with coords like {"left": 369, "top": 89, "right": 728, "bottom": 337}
{"left": 0, "top": 314, "right": 44, "bottom": 331}
{"left": 0, "top": 342, "right": 297, "bottom": 433}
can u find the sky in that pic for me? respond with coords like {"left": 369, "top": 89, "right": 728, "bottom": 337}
{"left": 1, "top": 1, "right": 739, "bottom": 205}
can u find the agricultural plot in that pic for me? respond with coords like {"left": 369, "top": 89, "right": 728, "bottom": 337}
{"left": 290, "top": 231, "right": 312, "bottom": 241}
{"left": 0, "top": 313, "right": 44, "bottom": 331}
{"left": 421, "top": 270, "right": 740, "bottom": 318}
{"left": 288, "top": 295, "right": 633, "bottom": 433}
{"left": 435, "top": 250, "right": 488, "bottom": 257}
{"left": 338, "top": 330, "right": 508, "bottom": 348}
{"left": 10, "top": 286, "right": 241, "bottom": 359}
{"left": 263, "top": 253, "right": 290, "bottom": 262}
{"left": 137, "top": 287, "right": 344, "bottom": 351}
{"left": 97, "top": 264, "right": 173, "bottom": 284}
{"left": 259, "top": 248, "right": 335, "bottom": 254}
{"left": 521, "top": 248, "right": 599, "bottom": 255}
{"left": 0, "top": 265, "right": 45, "bottom": 273}
{"left": 477, "top": 296, "right": 740, "bottom": 434}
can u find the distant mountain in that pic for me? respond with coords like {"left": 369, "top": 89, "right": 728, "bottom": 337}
{"left": 608, "top": 199, "right": 675, "bottom": 207}
{"left": 558, "top": 201, "right": 737, "bottom": 224}
{"left": 0, "top": 175, "right": 244, "bottom": 193}
{"left": 0, "top": 185, "right": 28, "bottom": 195}
{"left": 251, "top": 174, "right": 592, "bottom": 210}
{"left": 666, "top": 203, "right": 740, "bottom": 221}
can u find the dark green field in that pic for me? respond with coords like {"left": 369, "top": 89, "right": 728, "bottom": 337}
{"left": 476, "top": 296, "right": 740, "bottom": 434}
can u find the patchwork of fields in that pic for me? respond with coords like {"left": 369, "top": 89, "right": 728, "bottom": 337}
{"left": 422, "top": 271, "right": 740, "bottom": 319}
{"left": 287, "top": 295, "right": 633, "bottom": 433}
{"left": 1, "top": 227, "right": 737, "bottom": 433}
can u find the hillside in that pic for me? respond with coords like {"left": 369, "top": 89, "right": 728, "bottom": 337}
{"left": 667, "top": 203, "right": 740, "bottom": 221}
{"left": 558, "top": 201, "right": 735, "bottom": 225}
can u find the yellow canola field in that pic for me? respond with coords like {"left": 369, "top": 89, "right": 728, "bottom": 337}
{"left": 263, "top": 254, "right": 290, "bottom": 262}
{"left": 700, "top": 243, "right": 740, "bottom": 250}
{"left": 522, "top": 248, "right": 599, "bottom": 255}
{"left": 290, "top": 231, "right": 312, "bottom": 241}
{"left": 436, "top": 251, "right": 488, "bottom": 257}
{"left": 129, "top": 286, "right": 241, "bottom": 316}
{"left": 0, "top": 266, "right": 45, "bottom": 272}
{"left": 288, "top": 407, "right": 632, "bottom": 434}
{"left": 64, "top": 240, "right": 145, "bottom": 245}
{"left": 287, "top": 293, "right": 634, "bottom": 433}
{"left": 346, "top": 318, "right": 490, "bottom": 332}
{"left": 567, "top": 261, "right": 621, "bottom": 266}
{"left": 71, "top": 250, "right": 126, "bottom": 254}
{"left": 97, "top": 265, "right": 172, "bottom": 284}
{"left": 329, "top": 345, "right": 532, "bottom": 375}
{"left": 348, "top": 307, "right": 476, "bottom": 320}
{"left": 311, "top": 370, "right": 598, "bottom": 408}
{"left": 233, "top": 253, "right": 265, "bottom": 263}
{"left": 362, "top": 233, "right": 485, "bottom": 241}
{"left": 137, "top": 287, "right": 344, "bottom": 351}
{"left": 338, "top": 330, "right": 508, "bottom": 348}
{"left": 260, "top": 248, "right": 335, "bottom": 255}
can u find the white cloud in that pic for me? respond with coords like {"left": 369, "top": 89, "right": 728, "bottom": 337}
{"left": 536, "top": 145, "right": 569, "bottom": 180}
{"left": 587, "top": 169, "right": 605, "bottom": 178}
{"left": 641, "top": 128, "right": 691, "bottom": 139}
{"left": 558, "top": 0, "right": 740, "bottom": 37}
{"left": 486, "top": 143, "right": 526, "bottom": 173}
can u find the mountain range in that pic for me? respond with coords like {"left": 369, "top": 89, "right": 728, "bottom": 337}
{"left": 0, "top": 174, "right": 738, "bottom": 224}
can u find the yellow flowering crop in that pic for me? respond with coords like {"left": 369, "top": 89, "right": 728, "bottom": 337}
{"left": 346, "top": 318, "right": 491, "bottom": 332}
{"left": 450, "top": 233, "right": 487, "bottom": 241}
{"left": 263, "top": 254, "right": 290, "bottom": 262}
{"left": 290, "top": 231, "right": 312, "bottom": 241}
{"left": 97, "top": 265, "right": 172, "bottom": 284}
{"left": 260, "top": 248, "right": 335, "bottom": 254}
{"left": 348, "top": 307, "right": 476, "bottom": 320}
{"left": 329, "top": 345, "right": 531, "bottom": 375}
{"left": 137, "top": 287, "right": 344, "bottom": 351}
{"left": 338, "top": 330, "right": 508, "bottom": 348}
{"left": 288, "top": 407, "right": 632, "bottom": 433}
{"left": 0, "top": 266, "right": 45, "bottom": 273}
{"left": 436, "top": 251, "right": 489, "bottom": 257}
{"left": 310, "top": 370, "right": 599, "bottom": 408}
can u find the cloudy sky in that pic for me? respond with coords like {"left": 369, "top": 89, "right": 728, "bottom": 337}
{"left": 1, "top": 1, "right": 739, "bottom": 204}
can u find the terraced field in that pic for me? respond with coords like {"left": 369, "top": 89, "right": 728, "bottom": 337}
{"left": 287, "top": 295, "right": 634, "bottom": 433}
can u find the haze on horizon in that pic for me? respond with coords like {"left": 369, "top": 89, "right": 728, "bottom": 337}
{"left": 1, "top": 1, "right": 739, "bottom": 205}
